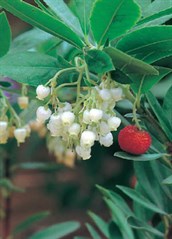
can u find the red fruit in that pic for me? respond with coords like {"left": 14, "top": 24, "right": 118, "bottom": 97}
{"left": 118, "top": 125, "right": 152, "bottom": 155}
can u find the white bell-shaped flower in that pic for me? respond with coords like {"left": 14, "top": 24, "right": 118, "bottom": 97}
{"left": 36, "top": 85, "right": 50, "bottom": 100}
{"left": 36, "top": 106, "right": 52, "bottom": 123}
{"left": 110, "top": 87, "right": 123, "bottom": 101}
{"left": 108, "top": 116, "right": 121, "bottom": 130}
{"left": 83, "top": 110, "right": 91, "bottom": 124}
{"left": 68, "top": 123, "right": 80, "bottom": 137}
{"left": 80, "top": 130, "right": 96, "bottom": 148}
{"left": 75, "top": 145, "right": 91, "bottom": 160}
{"left": 14, "top": 128, "right": 27, "bottom": 144}
{"left": 99, "top": 121, "right": 110, "bottom": 135}
{"left": 0, "top": 121, "right": 8, "bottom": 134}
{"left": 89, "top": 108, "right": 103, "bottom": 123}
{"left": 99, "top": 132, "right": 113, "bottom": 147}
{"left": 99, "top": 89, "right": 111, "bottom": 101}
{"left": 18, "top": 96, "right": 29, "bottom": 109}
{"left": 61, "top": 111, "right": 75, "bottom": 126}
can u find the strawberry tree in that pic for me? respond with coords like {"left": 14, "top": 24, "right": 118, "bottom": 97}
{"left": 0, "top": 0, "right": 172, "bottom": 238}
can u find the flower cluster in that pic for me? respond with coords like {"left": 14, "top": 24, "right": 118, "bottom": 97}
{"left": 36, "top": 80, "right": 123, "bottom": 161}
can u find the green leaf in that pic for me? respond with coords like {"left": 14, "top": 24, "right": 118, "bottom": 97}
{"left": 163, "top": 85, "right": 172, "bottom": 128}
{"left": 146, "top": 91, "right": 172, "bottom": 141}
{"left": 117, "top": 185, "right": 167, "bottom": 215}
{"left": 134, "top": 161, "right": 172, "bottom": 212}
{"left": 127, "top": 216, "right": 164, "bottom": 237}
{"left": 88, "top": 211, "right": 109, "bottom": 238}
{"left": 29, "top": 221, "right": 80, "bottom": 239}
{"left": 86, "top": 223, "right": 102, "bottom": 239}
{"left": 11, "top": 28, "right": 57, "bottom": 52}
{"left": 96, "top": 185, "right": 134, "bottom": 218}
{"left": 162, "top": 175, "right": 172, "bottom": 185}
{"left": 114, "top": 152, "right": 165, "bottom": 161}
{"left": 15, "top": 162, "right": 62, "bottom": 172}
{"left": 105, "top": 198, "right": 135, "bottom": 239}
{"left": 0, "top": 0, "right": 84, "bottom": 49}
{"left": 137, "top": 7, "right": 172, "bottom": 27}
{"left": 117, "top": 26, "right": 172, "bottom": 64}
{"left": 43, "top": 0, "right": 83, "bottom": 37}
{"left": 111, "top": 70, "right": 132, "bottom": 84}
{"left": 131, "top": 67, "right": 171, "bottom": 94}
{"left": 85, "top": 49, "right": 114, "bottom": 74}
{"left": 0, "top": 52, "right": 60, "bottom": 86}
{"left": 0, "top": 12, "right": 11, "bottom": 57}
{"left": 108, "top": 221, "right": 123, "bottom": 239}
{"left": 143, "top": 0, "right": 172, "bottom": 17}
{"left": 69, "top": 0, "right": 93, "bottom": 36}
{"left": 13, "top": 211, "right": 50, "bottom": 235}
{"left": 104, "top": 47, "right": 159, "bottom": 75}
{"left": 90, "top": 0, "right": 141, "bottom": 46}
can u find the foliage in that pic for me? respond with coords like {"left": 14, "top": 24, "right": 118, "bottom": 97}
{"left": 0, "top": 0, "right": 171, "bottom": 238}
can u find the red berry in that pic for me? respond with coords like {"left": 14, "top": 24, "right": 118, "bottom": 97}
{"left": 118, "top": 125, "right": 152, "bottom": 155}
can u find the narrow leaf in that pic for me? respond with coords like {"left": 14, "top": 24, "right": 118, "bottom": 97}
{"left": 0, "top": 0, "right": 84, "bottom": 49}
{"left": 162, "top": 175, "right": 172, "bottom": 185}
{"left": 127, "top": 216, "right": 164, "bottom": 237}
{"left": 117, "top": 185, "right": 167, "bottom": 215}
{"left": 104, "top": 47, "right": 159, "bottom": 75}
{"left": 13, "top": 211, "right": 50, "bottom": 235}
{"left": 0, "top": 12, "right": 11, "bottom": 57}
{"left": 86, "top": 223, "right": 102, "bottom": 239}
{"left": 88, "top": 211, "right": 109, "bottom": 238}
{"left": 90, "top": 0, "right": 141, "bottom": 46}
{"left": 146, "top": 91, "right": 172, "bottom": 141}
{"left": 163, "top": 85, "right": 172, "bottom": 128}
{"left": 114, "top": 152, "right": 165, "bottom": 161}
{"left": 105, "top": 198, "right": 135, "bottom": 239}
{"left": 43, "top": 0, "right": 84, "bottom": 37}
{"left": 29, "top": 221, "right": 80, "bottom": 239}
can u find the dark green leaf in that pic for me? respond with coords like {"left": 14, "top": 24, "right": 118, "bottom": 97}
{"left": 117, "top": 26, "right": 172, "bottom": 64}
{"left": 105, "top": 198, "right": 135, "bottom": 239}
{"left": 69, "top": 0, "right": 93, "bottom": 36}
{"left": 13, "top": 211, "right": 50, "bottom": 235}
{"left": 114, "top": 151, "right": 165, "bottom": 161}
{"left": 134, "top": 161, "right": 172, "bottom": 213}
{"left": 85, "top": 49, "right": 114, "bottom": 74}
{"left": 0, "top": 12, "right": 11, "bottom": 57}
{"left": 0, "top": 0, "right": 84, "bottom": 49}
{"left": 127, "top": 216, "right": 164, "bottom": 237}
{"left": 43, "top": 0, "right": 83, "bottom": 37}
{"left": 90, "top": 0, "right": 141, "bottom": 46}
{"left": 15, "top": 162, "right": 62, "bottom": 172}
{"left": 0, "top": 52, "right": 60, "bottom": 86}
{"left": 131, "top": 67, "right": 171, "bottom": 93}
{"left": 108, "top": 221, "right": 123, "bottom": 239}
{"left": 162, "top": 175, "right": 172, "bottom": 185}
{"left": 88, "top": 211, "right": 109, "bottom": 238}
{"left": 146, "top": 91, "right": 172, "bottom": 141}
{"left": 29, "top": 221, "right": 80, "bottom": 239}
{"left": 104, "top": 47, "right": 158, "bottom": 75}
{"left": 86, "top": 223, "right": 102, "bottom": 239}
{"left": 111, "top": 70, "right": 132, "bottom": 84}
{"left": 163, "top": 85, "right": 172, "bottom": 128}
{"left": 96, "top": 185, "right": 134, "bottom": 218}
{"left": 117, "top": 185, "right": 167, "bottom": 215}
